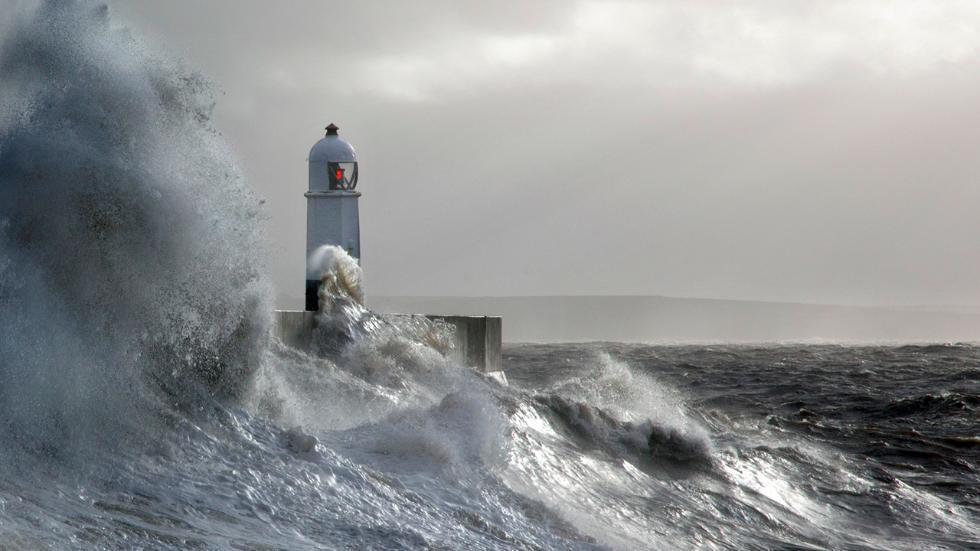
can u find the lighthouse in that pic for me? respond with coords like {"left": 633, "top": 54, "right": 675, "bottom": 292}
{"left": 305, "top": 123, "right": 360, "bottom": 311}
{"left": 272, "top": 123, "right": 500, "bottom": 371}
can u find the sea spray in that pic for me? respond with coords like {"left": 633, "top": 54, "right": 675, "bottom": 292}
{"left": 304, "top": 244, "right": 459, "bottom": 386}
{"left": 0, "top": 0, "right": 270, "bottom": 454}
{"left": 306, "top": 244, "right": 373, "bottom": 355}
{"left": 248, "top": 245, "right": 468, "bottom": 431}
{"left": 309, "top": 244, "right": 364, "bottom": 307}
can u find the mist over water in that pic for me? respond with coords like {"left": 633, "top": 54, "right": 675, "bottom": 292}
{"left": 0, "top": 2, "right": 977, "bottom": 550}
{"left": 0, "top": 0, "right": 270, "bottom": 456}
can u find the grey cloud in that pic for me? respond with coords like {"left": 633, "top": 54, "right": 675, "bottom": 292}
{"left": 103, "top": 1, "right": 980, "bottom": 307}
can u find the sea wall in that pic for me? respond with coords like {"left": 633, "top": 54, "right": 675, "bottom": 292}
{"left": 272, "top": 310, "right": 317, "bottom": 350}
{"left": 272, "top": 310, "right": 502, "bottom": 372}
{"left": 424, "top": 315, "right": 502, "bottom": 373}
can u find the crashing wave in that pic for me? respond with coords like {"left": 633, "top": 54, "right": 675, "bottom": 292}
{"left": 0, "top": 0, "right": 270, "bottom": 453}
{"left": 534, "top": 394, "right": 714, "bottom": 465}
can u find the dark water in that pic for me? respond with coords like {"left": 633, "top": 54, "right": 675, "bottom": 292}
{"left": 505, "top": 343, "right": 980, "bottom": 549}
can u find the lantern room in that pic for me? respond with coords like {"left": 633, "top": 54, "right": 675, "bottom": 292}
{"left": 308, "top": 123, "right": 358, "bottom": 192}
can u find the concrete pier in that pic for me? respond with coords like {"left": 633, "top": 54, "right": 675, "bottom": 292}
{"left": 424, "top": 315, "right": 502, "bottom": 373}
{"left": 272, "top": 310, "right": 502, "bottom": 372}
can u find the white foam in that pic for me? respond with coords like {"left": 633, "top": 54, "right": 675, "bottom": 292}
{"left": 0, "top": 0, "right": 271, "bottom": 453}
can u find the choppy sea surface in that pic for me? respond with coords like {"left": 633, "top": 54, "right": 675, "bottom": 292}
{"left": 0, "top": 2, "right": 978, "bottom": 549}
{"left": 505, "top": 343, "right": 980, "bottom": 549}
{"left": 3, "top": 334, "right": 980, "bottom": 550}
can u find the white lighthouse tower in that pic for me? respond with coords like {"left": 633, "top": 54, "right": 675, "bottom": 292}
{"left": 305, "top": 123, "right": 360, "bottom": 311}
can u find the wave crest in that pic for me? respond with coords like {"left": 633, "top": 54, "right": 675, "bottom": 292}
{"left": 0, "top": 0, "right": 270, "bottom": 453}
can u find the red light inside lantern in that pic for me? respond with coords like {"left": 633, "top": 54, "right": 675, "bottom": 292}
{"left": 335, "top": 169, "right": 343, "bottom": 181}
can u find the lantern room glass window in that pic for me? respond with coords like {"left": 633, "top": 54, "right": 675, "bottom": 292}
{"left": 328, "top": 162, "right": 358, "bottom": 191}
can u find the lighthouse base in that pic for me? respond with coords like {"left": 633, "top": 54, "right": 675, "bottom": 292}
{"left": 272, "top": 310, "right": 502, "bottom": 373}
{"left": 304, "top": 280, "right": 319, "bottom": 311}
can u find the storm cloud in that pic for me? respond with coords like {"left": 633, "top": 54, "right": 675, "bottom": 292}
{"left": 104, "top": 1, "right": 980, "bottom": 306}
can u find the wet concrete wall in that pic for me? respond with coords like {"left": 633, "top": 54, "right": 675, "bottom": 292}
{"left": 272, "top": 310, "right": 502, "bottom": 372}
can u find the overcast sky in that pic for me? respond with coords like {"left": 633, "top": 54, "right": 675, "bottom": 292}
{"left": 108, "top": 1, "right": 980, "bottom": 306}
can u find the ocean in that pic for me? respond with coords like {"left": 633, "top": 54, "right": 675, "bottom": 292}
{"left": 2, "top": 336, "right": 978, "bottom": 549}
{"left": 0, "top": 2, "right": 977, "bottom": 549}
{"left": 503, "top": 343, "right": 980, "bottom": 549}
